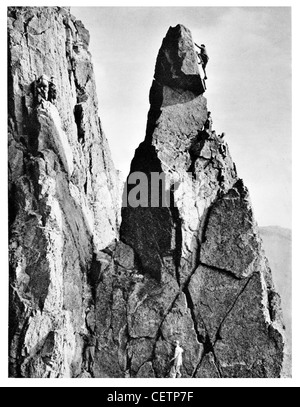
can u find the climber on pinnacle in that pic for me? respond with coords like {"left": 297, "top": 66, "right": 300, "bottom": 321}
{"left": 195, "top": 43, "right": 209, "bottom": 80}
{"left": 218, "top": 133, "right": 227, "bottom": 158}
{"left": 169, "top": 340, "right": 184, "bottom": 378}
{"left": 211, "top": 130, "right": 217, "bottom": 139}
{"left": 203, "top": 111, "right": 213, "bottom": 133}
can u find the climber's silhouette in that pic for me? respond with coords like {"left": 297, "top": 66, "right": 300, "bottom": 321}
{"left": 195, "top": 43, "right": 209, "bottom": 80}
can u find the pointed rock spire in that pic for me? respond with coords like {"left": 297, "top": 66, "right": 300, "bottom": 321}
{"left": 154, "top": 24, "right": 205, "bottom": 94}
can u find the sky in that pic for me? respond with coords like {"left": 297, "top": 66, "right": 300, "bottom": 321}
{"left": 73, "top": 7, "right": 291, "bottom": 228}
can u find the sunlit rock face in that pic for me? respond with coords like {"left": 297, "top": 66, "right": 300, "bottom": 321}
{"left": 8, "top": 9, "right": 285, "bottom": 378}
{"left": 8, "top": 6, "right": 121, "bottom": 378}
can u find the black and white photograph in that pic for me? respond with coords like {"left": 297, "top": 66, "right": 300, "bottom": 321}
{"left": 3, "top": 0, "right": 297, "bottom": 389}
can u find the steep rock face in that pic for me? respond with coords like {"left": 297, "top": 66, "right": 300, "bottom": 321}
{"left": 117, "top": 24, "right": 285, "bottom": 378}
{"left": 8, "top": 7, "right": 121, "bottom": 377}
{"left": 8, "top": 11, "right": 286, "bottom": 379}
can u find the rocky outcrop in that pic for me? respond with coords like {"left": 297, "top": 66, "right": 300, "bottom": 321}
{"left": 118, "top": 24, "right": 285, "bottom": 378}
{"left": 8, "top": 6, "right": 121, "bottom": 378}
{"left": 8, "top": 9, "right": 286, "bottom": 378}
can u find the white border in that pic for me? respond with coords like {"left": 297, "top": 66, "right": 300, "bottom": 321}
{"left": 1, "top": 0, "right": 298, "bottom": 388}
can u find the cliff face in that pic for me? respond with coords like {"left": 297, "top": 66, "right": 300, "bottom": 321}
{"left": 8, "top": 6, "right": 121, "bottom": 378}
{"left": 8, "top": 8, "right": 286, "bottom": 379}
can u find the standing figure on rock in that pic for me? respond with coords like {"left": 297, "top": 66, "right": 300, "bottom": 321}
{"left": 195, "top": 43, "right": 209, "bottom": 80}
{"left": 83, "top": 334, "right": 97, "bottom": 372}
{"left": 169, "top": 340, "right": 184, "bottom": 378}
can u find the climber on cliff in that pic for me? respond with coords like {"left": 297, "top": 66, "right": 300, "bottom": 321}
{"left": 36, "top": 74, "right": 50, "bottom": 104}
{"left": 195, "top": 43, "right": 209, "bottom": 80}
{"left": 218, "top": 133, "right": 227, "bottom": 158}
{"left": 211, "top": 130, "right": 217, "bottom": 139}
{"left": 203, "top": 111, "right": 213, "bottom": 133}
{"left": 170, "top": 340, "right": 184, "bottom": 378}
{"left": 48, "top": 76, "right": 57, "bottom": 104}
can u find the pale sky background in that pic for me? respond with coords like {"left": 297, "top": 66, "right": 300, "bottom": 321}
{"left": 72, "top": 6, "right": 291, "bottom": 229}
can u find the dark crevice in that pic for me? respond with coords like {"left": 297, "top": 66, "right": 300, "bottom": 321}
{"left": 8, "top": 183, "right": 19, "bottom": 229}
{"left": 89, "top": 150, "right": 93, "bottom": 176}
{"left": 197, "top": 186, "right": 227, "bottom": 247}
{"left": 170, "top": 198, "right": 182, "bottom": 287}
{"left": 8, "top": 8, "right": 18, "bottom": 19}
{"left": 198, "top": 261, "right": 243, "bottom": 280}
{"left": 193, "top": 238, "right": 201, "bottom": 272}
{"left": 23, "top": 15, "right": 34, "bottom": 45}
{"left": 212, "top": 352, "right": 223, "bottom": 378}
{"left": 203, "top": 335, "right": 214, "bottom": 355}
{"left": 199, "top": 205, "right": 214, "bottom": 245}
{"left": 125, "top": 348, "right": 133, "bottom": 378}
{"left": 15, "top": 311, "right": 32, "bottom": 378}
{"left": 191, "top": 329, "right": 213, "bottom": 377}
{"left": 193, "top": 337, "right": 223, "bottom": 378}
{"left": 70, "top": 58, "right": 90, "bottom": 104}
{"left": 183, "top": 285, "right": 208, "bottom": 378}
{"left": 188, "top": 130, "right": 209, "bottom": 177}
{"left": 182, "top": 286, "right": 204, "bottom": 344}
{"left": 74, "top": 103, "right": 85, "bottom": 144}
{"left": 27, "top": 108, "right": 41, "bottom": 154}
{"left": 87, "top": 253, "right": 102, "bottom": 301}
{"left": 213, "top": 273, "right": 256, "bottom": 347}
{"left": 150, "top": 301, "right": 178, "bottom": 375}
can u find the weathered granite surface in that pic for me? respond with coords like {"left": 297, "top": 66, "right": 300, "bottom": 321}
{"left": 8, "top": 6, "right": 121, "bottom": 378}
{"left": 8, "top": 9, "right": 286, "bottom": 378}
{"left": 119, "top": 24, "right": 285, "bottom": 378}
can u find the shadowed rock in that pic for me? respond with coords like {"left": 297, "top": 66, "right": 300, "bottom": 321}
{"left": 154, "top": 24, "right": 204, "bottom": 94}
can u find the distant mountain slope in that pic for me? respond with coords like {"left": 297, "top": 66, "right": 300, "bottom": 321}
{"left": 260, "top": 226, "right": 292, "bottom": 352}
